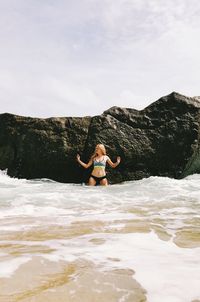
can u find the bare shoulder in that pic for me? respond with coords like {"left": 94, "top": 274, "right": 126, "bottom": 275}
{"left": 105, "top": 155, "right": 110, "bottom": 161}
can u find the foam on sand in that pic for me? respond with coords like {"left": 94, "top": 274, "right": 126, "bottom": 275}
{"left": 0, "top": 170, "right": 200, "bottom": 301}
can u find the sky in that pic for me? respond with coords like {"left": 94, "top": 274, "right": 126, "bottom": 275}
{"left": 0, "top": 0, "right": 200, "bottom": 118}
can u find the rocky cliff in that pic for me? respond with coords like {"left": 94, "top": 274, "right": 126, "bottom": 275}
{"left": 0, "top": 92, "right": 200, "bottom": 183}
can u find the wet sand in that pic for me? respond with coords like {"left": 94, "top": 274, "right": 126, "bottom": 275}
{"left": 1, "top": 174, "right": 200, "bottom": 301}
{"left": 0, "top": 257, "right": 146, "bottom": 302}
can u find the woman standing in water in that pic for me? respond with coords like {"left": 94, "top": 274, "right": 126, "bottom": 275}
{"left": 76, "top": 144, "right": 121, "bottom": 186}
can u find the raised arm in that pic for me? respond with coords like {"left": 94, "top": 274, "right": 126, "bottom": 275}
{"left": 76, "top": 154, "right": 93, "bottom": 169}
{"left": 107, "top": 156, "right": 121, "bottom": 168}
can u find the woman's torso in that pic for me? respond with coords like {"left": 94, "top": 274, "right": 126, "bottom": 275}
{"left": 91, "top": 155, "right": 108, "bottom": 177}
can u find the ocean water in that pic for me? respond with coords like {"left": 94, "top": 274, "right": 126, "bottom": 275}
{"left": 0, "top": 169, "right": 200, "bottom": 302}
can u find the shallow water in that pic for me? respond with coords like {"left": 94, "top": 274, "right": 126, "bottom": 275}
{"left": 0, "top": 170, "right": 200, "bottom": 302}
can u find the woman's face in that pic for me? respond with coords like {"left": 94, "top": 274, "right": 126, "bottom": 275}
{"left": 95, "top": 145, "right": 102, "bottom": 155}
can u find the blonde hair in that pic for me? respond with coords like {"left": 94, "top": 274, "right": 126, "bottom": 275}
{"left": 90, "top": 144, "right": 106, "bottom": 160}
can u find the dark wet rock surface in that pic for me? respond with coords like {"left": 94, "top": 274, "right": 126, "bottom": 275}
{"left": 1, "top": 92, "right": 200, "bottom": 183}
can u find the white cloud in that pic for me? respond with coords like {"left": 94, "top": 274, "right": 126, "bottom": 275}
{"left": 0, "top": 0, "right": 200, "bottom": 117}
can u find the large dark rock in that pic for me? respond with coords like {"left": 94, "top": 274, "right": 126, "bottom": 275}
{"left": 0, "top": 114, "right": 91, "bottom": 183}
{"left": 0, "top": 92, "right": 200, "bottom": 183}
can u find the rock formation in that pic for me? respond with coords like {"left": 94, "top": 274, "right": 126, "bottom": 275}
{"left": 0, "top": 92, "right": 200, "bottom": 183}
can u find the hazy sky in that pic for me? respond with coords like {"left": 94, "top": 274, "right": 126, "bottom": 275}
{"left": 1, "top": 0, "right": 200, "bottom": 117}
